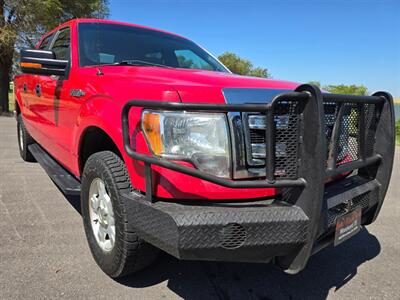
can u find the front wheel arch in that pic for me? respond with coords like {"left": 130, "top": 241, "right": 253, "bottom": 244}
{"left": 78, "top": 126, "right": 123, "bottom": 175}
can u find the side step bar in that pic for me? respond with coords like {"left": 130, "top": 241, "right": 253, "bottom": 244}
{"left": 28, "top": 144, "right": 81, "bottom": 195}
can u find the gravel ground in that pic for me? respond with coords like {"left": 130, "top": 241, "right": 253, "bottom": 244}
{"left": 0, "top": 116, "right": 399, "bottom": 300}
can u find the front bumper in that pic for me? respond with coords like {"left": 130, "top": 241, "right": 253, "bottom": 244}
{"left": 121, "top": 84, "right": 395, "bottom": 273}
{"left": 122, "top": 174, "right": 381, "bottom": 269}
{"left": 123, "top": 193, "right": 309, "bottom": 263}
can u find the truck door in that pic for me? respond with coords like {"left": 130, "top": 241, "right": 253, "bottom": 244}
{"left": 21, "top": 34, "right": 54, "bottom": 135}
{"left": 35, "top": 27, "right": 74, "bottom": 165}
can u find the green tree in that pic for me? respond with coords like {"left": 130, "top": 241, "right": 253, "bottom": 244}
{"left": 308, "top": 81, "right": 321, "bottom": 88}
{"left": 323, "top": 84, "right": 368, "bottom": 95}
{"left": 0, "top": 0, "right": 109, "bottom": 112}
{"left": 248, "top": 67, "right": 269, "bottom": 78}
{"left": 218, "top": 52, "right": 270, "bottom": 78}
{"left": 177, "top": 55, "right": 194, "bottom": 69}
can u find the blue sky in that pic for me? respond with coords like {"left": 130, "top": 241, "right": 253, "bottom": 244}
{"left": 110, "top": 0, "right": 399, "bottom": 96}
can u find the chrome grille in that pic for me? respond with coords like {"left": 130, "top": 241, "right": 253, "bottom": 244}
{"left": 249, "top": 129, "right": 265, "bottom": 144}
{"left": 244, "top": 101, "right": 300, "bottom": 179}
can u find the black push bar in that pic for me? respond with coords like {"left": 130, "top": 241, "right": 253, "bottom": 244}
{"left": 122, "top": 91, "right": 310, "bottom": 202}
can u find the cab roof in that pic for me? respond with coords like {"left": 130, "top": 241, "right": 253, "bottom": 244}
{"left": 43, "top": 18, "right": 186, "bottom": 40}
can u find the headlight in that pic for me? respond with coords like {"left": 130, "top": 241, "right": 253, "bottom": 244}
{"left": 142, "top": 110, "right": 230, "bottom": 177}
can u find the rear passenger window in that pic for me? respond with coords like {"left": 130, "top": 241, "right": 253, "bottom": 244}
{"left": 38, "top": 34, "right": 54, "bottom": 50}
{"left": 144, "top": 52, "right": 165, "bottom": 64}
{"left": 51, "top": 27, "right": 70, "bottom": 60}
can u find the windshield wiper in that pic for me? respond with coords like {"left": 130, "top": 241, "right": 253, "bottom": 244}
{"left": 111, "top": 59, "right": 172, "bottom": 69}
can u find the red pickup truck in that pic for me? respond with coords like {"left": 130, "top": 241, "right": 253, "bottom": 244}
{"left": 14, "top": 19, "right": 395, "bottom": 278}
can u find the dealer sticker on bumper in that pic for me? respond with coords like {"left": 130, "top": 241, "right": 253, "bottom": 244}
{"left": 334, "top": 207, "right": 362, "bottom": 246}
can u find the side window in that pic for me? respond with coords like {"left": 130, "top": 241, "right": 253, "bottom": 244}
{"left": 51, "top": 27, "right": 70, "bottom": 60}
{"left": 174, "top": 49, "right": 214, "bottom": 70}
{"left": 38, "top": 34, "right": 54, "bottom": 50}
{"left": 143, "top": 52, "right": 165, "bottom": 65}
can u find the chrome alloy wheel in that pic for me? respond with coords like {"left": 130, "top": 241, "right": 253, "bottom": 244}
{"left": 88, "top": 178, "right": 116, "bottom": 252}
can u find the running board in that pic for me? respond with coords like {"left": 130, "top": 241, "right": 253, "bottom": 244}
{"left": 28, "top": 144, "right": 81, "bottom": 195}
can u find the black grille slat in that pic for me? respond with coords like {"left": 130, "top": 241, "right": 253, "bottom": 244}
{"left": 364, "top": 103, "right": 377, "bottom": 156}
{"left": 339, "top": 104, "right": 359, "bottom": 162}
{"left": 274, "top": 102, "right": 300, "bottom": 179}
{"left": 324, "top": 101, "right": 378, "bottom": 167}
{"left": 242, "top": 95, "right": 378, "bottom": 180}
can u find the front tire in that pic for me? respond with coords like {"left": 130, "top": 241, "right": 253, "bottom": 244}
{"left": 81, "top": 151, "right": 158, "bottom": 278}
{"left": 17, "top": 114, "right": 35, "bottom": 162}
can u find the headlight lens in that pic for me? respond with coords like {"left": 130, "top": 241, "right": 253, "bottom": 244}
{"left": 142, "top": 111, "right": 230, "bottom": 177}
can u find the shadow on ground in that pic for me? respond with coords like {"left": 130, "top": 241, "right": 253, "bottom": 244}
{"left": 63, "top": 193, "right": 380, "bottom": 300}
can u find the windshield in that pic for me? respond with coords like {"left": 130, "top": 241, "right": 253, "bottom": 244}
{"left": 78, "top": 22, "right": 228, "bottom": 72}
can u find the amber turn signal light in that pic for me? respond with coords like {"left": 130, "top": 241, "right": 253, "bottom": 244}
{"left": 142, "top": 112, "right": 163, "bottom": 155}
{"left": 20, "top": 62, "right": 42, "bottom": 69}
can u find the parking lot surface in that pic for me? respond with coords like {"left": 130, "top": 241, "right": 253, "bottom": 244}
{"left": 0, "top": 116, "right": 399, "bottom": 300}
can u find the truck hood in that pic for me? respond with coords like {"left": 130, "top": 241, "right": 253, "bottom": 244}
{"left": 97, "top": 66, "right": 300, "bottom": 104}
{"left": 163, "top": 68, "right": 300, "bottom": 104}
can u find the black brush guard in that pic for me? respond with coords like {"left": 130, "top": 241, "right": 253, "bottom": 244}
{"left": 121, "top": 84, "right": 395, "bottom": 273}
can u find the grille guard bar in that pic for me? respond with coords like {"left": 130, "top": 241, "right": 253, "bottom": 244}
{"left": 122, "top": 91, "right": 310, "bottom": 200}
{"left": 121, "top": 84, "right": 395, "bottom": 273}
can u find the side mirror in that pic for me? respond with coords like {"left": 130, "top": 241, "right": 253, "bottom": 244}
{"left": 20, "top": 48, "right": 68, "bottom": 76}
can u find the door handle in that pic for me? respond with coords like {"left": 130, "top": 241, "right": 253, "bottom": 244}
{"left": 35, "top": 84, "right": 41, "bottom": 97}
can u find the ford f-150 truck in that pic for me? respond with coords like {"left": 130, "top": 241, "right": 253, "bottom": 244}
{"left": 14, "top": 19, "right": 395, "bottom": 278}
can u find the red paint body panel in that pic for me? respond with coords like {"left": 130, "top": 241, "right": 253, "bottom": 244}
{"left": 14, "top": 19, "right": 301, "bottom": 200}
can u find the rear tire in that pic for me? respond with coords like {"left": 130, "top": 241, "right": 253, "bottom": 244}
{"left": 81, "top": 151, "right": 159, "bottom": 278}
{"left": 17, "top": 114, "right": 35, "bottom": 162}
